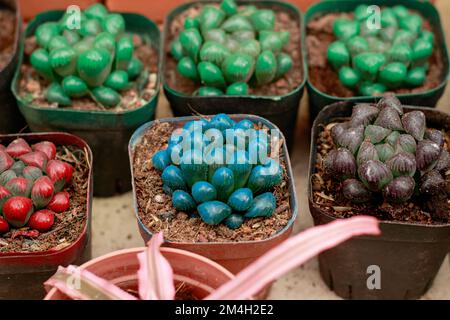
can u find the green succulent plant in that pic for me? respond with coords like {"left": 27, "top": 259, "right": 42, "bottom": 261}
{"left": 327, "top": 5, "right": 434, "bottom": 96}
{"left": 30, "top": 4, "right": 147, "bottom": 108}
{"left": 324, "top": 95, "right": 449, "bottom": 222}
{"left": 151, "top": 114, "right": 284, "bottom": 229}
{"left": 170, "top": 0, "right": 293, "bottom": 96}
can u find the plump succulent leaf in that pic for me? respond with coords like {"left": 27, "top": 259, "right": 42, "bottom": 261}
{"left": 357, "top": 141, "right": 379, "bottom": 165}
{"left": 419, "top": 170, "right": 445, "bottom": 196}
{"left": 244, "top": 192, "right": 276, "bottom": 218}
{"left": 424, "top": 129, "right": 445, "bottom": 149}
{"left": 375, "top": 143, "right": 395, "bottom": 163}
{"left": 364, "top": 125, "right": 391, "bottom": 144}
{"left": 386, "top": 152, "right": 416, "bottom": 177}
{"left": 382, "top": 176, "right": 415, "bottom": 203}
{"left": 402, "top": 111, "right": 426, "bottom": 141}
{"left": 350, "top": 104, "right": 379, "bottom": 127}
{"left": 222, "top": 53, "right": 255, "bottom": 83}
{"left": 385, "top": 131, "right": 400, "bottom": 147}
{"left": 198, "top": 200, "right": 232, "bottom": 225}
{"left": 358, "top": 160, "right": 393, "bottom": 192}
{"left": 330, "top": 123, "right": 349, "bottom": 146}
{"left": 342, "top": 178, "right": 372, "bottom": 203}
{"left": 335, "top": 125, "right": 364, "bottom": 154}
{"left": 374, "top": 106, "right": 403, "bottom": 131}
{"left": 255, "top": 51, "right": 277, "bottom": 85}
{"left": 324, "top": 148, "right": 356, "bottom": 180}
{"left": 396, "top": 134, "right": 417, "bottom": 154}
{"left": 416, "top": 139, "right": 440, "bottom": 171}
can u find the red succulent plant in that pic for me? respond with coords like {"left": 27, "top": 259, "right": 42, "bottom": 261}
{"left": 47, "top": 191, "right": 70, "bottom": 213}
{"left": 28, "top": 209, "right": 55, "bottom": 232}
{"left": 5, "top": 138, "right": 32, "bottom": 158}
{"left": 32, "top": 141, "right": 56, "bottom": 160}
{"left": 20, "top": 151, "right": 48, "bottom": 170}
{"left": 46, "top": 160, "right": 74, "bottom": 192}
{"left": 3, "top": 196, "right": 34, "bottom": 228}
{"left": 31, "top": 176, "right": 55, "bottom": 209}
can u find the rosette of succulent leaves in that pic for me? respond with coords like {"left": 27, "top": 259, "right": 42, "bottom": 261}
{"left": 30, "top": 4, "right": 148, "bottom": 108}
{"left": 324, "top": 95, "right": 450, "bottom": 222}
{"left": 170, "top": 0, "right": 294, "bottom": 96}
{"left": 152, "top": 114, "right": 284, "bottom": 230}
{"left": 327, "top": 4, "right": 434, "bottom": 96}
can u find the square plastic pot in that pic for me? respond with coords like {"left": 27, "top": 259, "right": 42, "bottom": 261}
{"left": 0, "top": 132, "right": 93, "bottom": 300}
{"left": 129, "top": 115, "right": 298, "bottom": 271}
{"left": 0, "top": 0, "right": 26, "bottom": 133}
{"left": 11, "top": 10, "right": 162, "bottom": 197}
{"left": 304, "top": 0, "right": 450, "bottom": 122}
{"left": 45, "top": 246, "right": 234, "bottom": 300}
{"left": 129, "top": 114, "right": 298, "bottom": 299}
{"left": 308, "top": 102, "right": 450, "bottom": 300}
{"left": 162, "top": 0, "right": 307, "bottom": 150}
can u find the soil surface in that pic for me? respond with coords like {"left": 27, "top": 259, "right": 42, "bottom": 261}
{"left": 306, "top": 11, "right": 444, "bottom": 97}
{"left": 165, "top": 3, "right": 303, "bottom": 97}
{"left": 311, "top": 121, "right": 450, "bottom": 224}
{"left": 132, "top": 121, "right": 293, "bottom": 243}
{"left": 0, "top": 143, "right": 90, "bottom": 252}
{"left": 0, "top": 9, "right": 16, "bottom": 70}
{"left": 18, "top": 35, "right": 158, "bottom": 112}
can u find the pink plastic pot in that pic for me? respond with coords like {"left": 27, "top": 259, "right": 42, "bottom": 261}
{"left": 0, "top": 132, "right": 93, "bottom": 300}
{"left": 45, "top": 247, "right": 234, "bottom": 300}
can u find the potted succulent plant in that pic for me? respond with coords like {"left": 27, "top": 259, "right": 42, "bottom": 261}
{"left": 129, "top": 114, "right": 297, "bottom": 297}
{"left": 19, "top": 0, "right": 100, "bottom": 21}
{"left": 304, "top": 0, "right": 449, "bottom": 121}
{"left": 44, "top": 217, "right": 380, "bottom": 300}
{"left": 0, "top": 0, "right": 26, "bottom": 133}
{"left": 163, "top": 0, "right": 306, "bottom": 148}
{"left": 106, "top": 0, "right": 324, "bottom": 24}
{"left": 0, "top": 132, "right": 93, "bottom": 299}
{"left": 308, "top": 95, "right": 450, "bottom": 299}
{"left": 11, "top": 3, "right": 161, "bottom": 196}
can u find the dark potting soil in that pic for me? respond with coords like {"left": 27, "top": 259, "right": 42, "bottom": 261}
{"left": 306, "top": 12, "right": 444, "bottom": 97}
{"left": 132, "top": 121, "right": 292, "bottom": 243}
{"left": 18, "top": 35, "right": 158, "bottom": 112}
{"left": 165, "top": 4, "right": 303, "bottom": 97}
{"left": 0, "top": 9, "right": 15, "bottom": 70}
{"left": 0, "top": 144, "right": 89, "bottom": 252}
{"left": 311, "top": 121, "right": 450, "bottom": 224}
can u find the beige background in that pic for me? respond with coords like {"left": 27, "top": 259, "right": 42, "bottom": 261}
{"left": 91, "top": 0, "right": 450, "bottom": 299}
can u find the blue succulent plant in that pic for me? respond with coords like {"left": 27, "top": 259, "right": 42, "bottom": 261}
{"left": 152, "top": 114, "right": 284, "bottom": 229}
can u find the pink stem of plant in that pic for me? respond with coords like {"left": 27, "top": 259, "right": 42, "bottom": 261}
{"left": 137, "top": 232, "right": 176, "bottom": 300}
{"left": 206, "top": 216, "right": 380, "bottom": 300}
{"left": 44, "top": 265, "right": 137, "bottom": 300}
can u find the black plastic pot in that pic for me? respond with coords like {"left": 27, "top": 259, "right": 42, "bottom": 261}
{"left": 162, "top": 0, "right": 307, "bottom": 150}
{"left": 0, "top": 0, "right": 26, "bottom": 133}
{"left": 308, "top": 102, "right": 450, "bottom": 300}
{"left": 11, "top": 10, "right": 162, "bottom": 197}
{"left": 304, "top": 0, "right": 450, "bottom": 123}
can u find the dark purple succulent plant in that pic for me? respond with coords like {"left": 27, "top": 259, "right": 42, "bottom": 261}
{"left": 323, "top": 94, "right": 449, "bottom": 221}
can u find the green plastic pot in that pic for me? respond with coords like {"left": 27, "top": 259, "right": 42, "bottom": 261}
{"left": 0, "top": 0, "right": 26, "bottom": 133}
{"left": 304, "top": 0, "right": 450, "bottom": 122}
{"left": 11, "top": 10, "right": 161, "bottom": 197}
{"left": 163, "top": 0, "right": 307, "bottom": 150}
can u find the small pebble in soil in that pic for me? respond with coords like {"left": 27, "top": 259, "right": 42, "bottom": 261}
{"left": 160, "top": 211, "right": 175, "bottom": 221}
